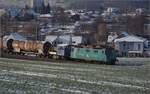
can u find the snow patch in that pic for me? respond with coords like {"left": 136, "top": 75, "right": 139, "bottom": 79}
{"left": 6, "top": 70, "right": 149, "bottom": 90}
{"left": 61, "top": 88, "right": 90, "bottom": 94}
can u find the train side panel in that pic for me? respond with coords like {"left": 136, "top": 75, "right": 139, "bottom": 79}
{"left": 70, "top": 47, "right": 107, "bottom": 62}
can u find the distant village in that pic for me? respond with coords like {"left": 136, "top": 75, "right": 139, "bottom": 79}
{"left": 0, "top": 0, "right": 150, "bottom": 57}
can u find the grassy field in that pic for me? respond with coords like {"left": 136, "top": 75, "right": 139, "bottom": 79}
{"left": 0, "top": 58, "right": 150, "bottom": 94}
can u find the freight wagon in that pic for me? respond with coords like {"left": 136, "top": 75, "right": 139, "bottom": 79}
{"left": 1, "top": 38, "right": 56, "bottom": 57}
{"left": 64, "top": 45, "right": 117, "bottom": 65}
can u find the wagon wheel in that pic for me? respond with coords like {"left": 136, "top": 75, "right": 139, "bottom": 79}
{"left": 7, "top": 39, "right": 14, "bottom": 52}
{"left": 43, "top": 42, "right": 52, "bottom": 56}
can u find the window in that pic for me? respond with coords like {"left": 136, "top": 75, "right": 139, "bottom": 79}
{"left": 59, "top": 47, "right": 64, "bottom": 50}
{"left": 72, "top": 41, "right": 76, "bottom": 43}
{"left": 123, "top": 43, "right": 126, "bottom": 50}
{"left": 77, "top": 49, "right": 80, "bottom": 51}
{"left": 94, "top": 50, "right": 98, "bottom": 53}
{"left": 127, "top": 44, "right": 130, "bottom": 50}
{"left": 86, "top": 49, "right": 90, "bottom": 52}
{"left": 71, "top": 48, "right": 74, "bottom": 52}
{"left": 123, "top": 44, "right": 126, "bottom": 47}
{"left": 144, "top": 25, "right": 148, "bottom": 31}
{"left": 138, "top": 44, "right": 141, "bottom": 50}
{"left": 58, "top": 41, "right": 63, "bottom": 44}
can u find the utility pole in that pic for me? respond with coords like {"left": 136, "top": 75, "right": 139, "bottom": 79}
{"left": 69, "top": 28, "right": 73, "bottom": 45}
{"left": 0, "top": 15, "right": 4, "bottom": 57}
{"left": 36, "top": 21, "right": 38, "bottom": 41}
{"left": 0, "top": 16, "right": 2, "bottom": 57}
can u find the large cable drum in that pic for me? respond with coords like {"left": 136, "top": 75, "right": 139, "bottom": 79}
{"left": 43, "top": 42, "right": 53, "bottom": 56}
{"left": 36, "top": 41, "right": 53, "bottom": 55}
{"left": 32, "top": 41, "right": 38, "bottom": 51}
{"left": 24, "top": 41, "right": 32, "bottom": 51}
{"left": 16, "top": 40, "right": 38, "bottom": 52}
{"left": 12, "top": 40, "right": 25, "bottom": 52}
{"left": 11, "top": 40, "right": 53, "bottom": 55}
{"left": 36, "top": 41, "right": 43, "bottom": 50}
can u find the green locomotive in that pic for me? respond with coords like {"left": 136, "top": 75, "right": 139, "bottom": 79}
{"left": 65, "top": 46, "right": 117, "bottom": 65}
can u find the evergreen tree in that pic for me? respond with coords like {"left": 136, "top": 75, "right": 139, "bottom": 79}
{"left": 25, "top": 5, "right": 30, "bottom": 10}
{"left": 46, "top": 3, "right": 51, "bottom": 14}
{"left": 41, "top": 2, "right": 46, "bottom": 14}
{"left": 34, "top": 6, "right": 38, "bottom": 13}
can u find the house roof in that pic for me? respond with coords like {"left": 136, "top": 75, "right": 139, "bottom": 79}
{"left": 39, "top": 14, "right": 52, "bottom": 18}
{"left": 114, "top": 35, "right": 146, "bottom": 43}
{"left": 10, "top": 33, "right": 26, "bottom": 40}
{"left": 5, "top": 33, "right": 26, "bottom": 41}
{"left": 72, "top": 36, "right": 82, "bottom": 45}
{"left": 45, "top": 35, "right": 57, "bottom": 43}
{"left": 45, "top": 35, "right": 82, "bottom": 45}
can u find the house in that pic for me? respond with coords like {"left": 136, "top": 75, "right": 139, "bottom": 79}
{"left": 37, "top": 14, "right": 52, "bottom": 22}
{"left": 45, "top": 35, "right": 83, "bottom": 46}
{"left": 45, "top": 35, "right": 57, "bottom": 43}
{"left": 0, "top": 9, "right": 6, "bottom": 17}
{"left": 52, "top": 35, "right": 70, "bottom": 46}
{"left": 114, "top": 35, "right": 148, "bottom": 57}
{"left": 3, "top": 33, "right": 27, "bottom": 41}
{"left": 107, "top": 32, "right": 118, "bottom": 43}
{"left": 7, "top": 6, "right": 21, "bottom": 17}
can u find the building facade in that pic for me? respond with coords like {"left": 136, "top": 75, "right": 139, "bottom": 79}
{"left": 114, "top": 36, "right": 148, "bottom": 57}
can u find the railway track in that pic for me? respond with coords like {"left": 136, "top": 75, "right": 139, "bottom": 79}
{"left": 1, "top": 52, "right": 60, "bottom": 62}
{"left": 1, "top": 52, "right": 108, "bottom": 65}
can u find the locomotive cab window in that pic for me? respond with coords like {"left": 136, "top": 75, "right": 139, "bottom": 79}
{"left": 72, "top": 41, "right": 76, "bottom": 43}
{"left": 77, "top": 49, "right": 80, "bottom": 51}
{"left": 86, "top": 49, "right": 90, "bottom": 52}
{"left": 71, "top": 48, "right": 74, "bottom": 52}
{"left": 102, "top": 50, "right": 105, "bottom": 54}
{"left": 59, "top": 47, "right": 64, "bottom": 50}
{"left": 94, "top": 50, "right": 98, "bottom": 53}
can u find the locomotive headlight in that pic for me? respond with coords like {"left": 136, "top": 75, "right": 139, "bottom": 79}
{"left": 49, "top": 52, "right": 57, "bottom": 55}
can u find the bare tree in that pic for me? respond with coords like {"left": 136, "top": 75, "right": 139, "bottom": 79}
{"left": 126, "top": 15, "right": 145, "bottom": 35}
{"left": 92, "top": 17, "right": 109, "bottom": 44}
{"left": 52, "top": 7, "right": 70, "bottom": 26}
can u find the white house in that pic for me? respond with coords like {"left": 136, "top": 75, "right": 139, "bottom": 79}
{"left": 0, "top": 9, "right": 6, "bottom": 17}
{"left": 114, "top": 35, "right": 148, "bottom": 57}
{"left": 39, "top": 14, "right": 52, "bottom": 18}
{"left": 107, "top": 32, "right": 118, "bottom": 43}
{"left": 45, "top": 35, "right": 83, "bottom": 46}
{"left": 45, "top": 35, "right": 57, "bottom": 43}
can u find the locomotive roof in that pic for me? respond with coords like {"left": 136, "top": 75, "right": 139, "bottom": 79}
{"left": 70, "top": 45, "right": 112, "bottom": 49}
